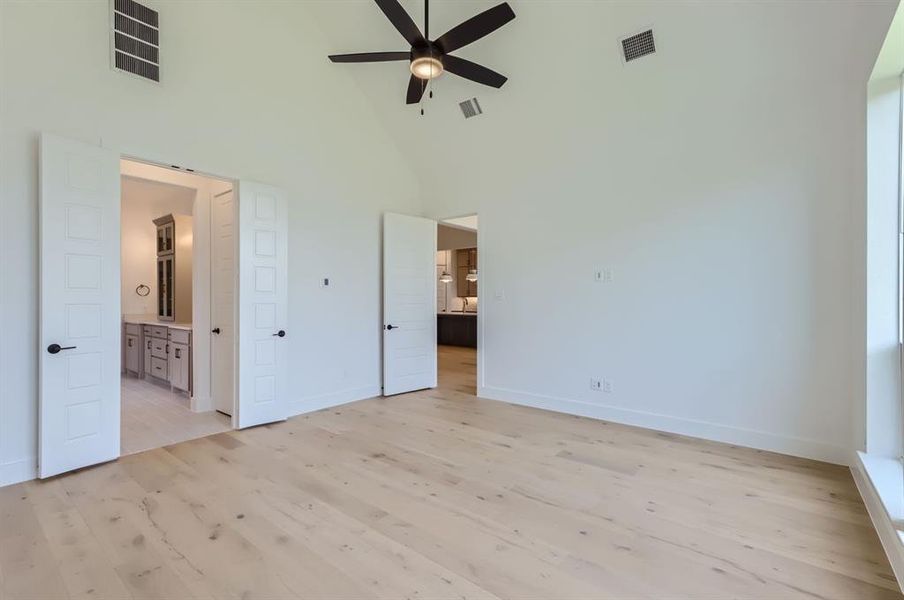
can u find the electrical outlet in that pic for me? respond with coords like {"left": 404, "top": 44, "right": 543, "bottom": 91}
{"left": 590, "top": 378, "right": 602, "bottom": 392}
{"left": 603, "top": 379, "right": 613, "bottom": 393}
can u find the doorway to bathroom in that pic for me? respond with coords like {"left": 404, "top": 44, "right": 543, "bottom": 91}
{"left": 119, "top": 159, "right": 234, "bottom": 455}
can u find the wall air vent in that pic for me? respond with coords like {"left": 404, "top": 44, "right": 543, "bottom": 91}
{"left": 620, "top": 29, "right": 656, "bottom": 63}
{"left": 459, "top": 98, "right": 483, "bottom": 119}
{"left": 111, "top": 0, "right": 160, "bottom": 82}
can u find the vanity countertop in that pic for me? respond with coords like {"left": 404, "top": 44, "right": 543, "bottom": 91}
{"left": 437, "top": 311, "right": 477, "bottom": 317}
{"left": 123, "top": 314, "right": 193, "bottom": 331}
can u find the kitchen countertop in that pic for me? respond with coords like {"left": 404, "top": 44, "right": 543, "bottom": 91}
{"left": 437, "top": 312, "right": 477, "bottom": 317}
{"left": 123, "top": 314, "right": 193, "bottom": 331}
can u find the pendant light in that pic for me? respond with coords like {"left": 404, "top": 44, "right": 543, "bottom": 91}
{"left": 465, "top": 269, "right": 478, "bottom": 282}
{"left": 439, "top": 270, "right": 453, "bottom": 283}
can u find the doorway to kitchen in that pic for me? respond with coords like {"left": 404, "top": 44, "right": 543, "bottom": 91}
{"left": 436, "top": 215, "right": 478, "bottom": 395}
{"left": 119, "top": 159, "right": 234, "bottom": 455}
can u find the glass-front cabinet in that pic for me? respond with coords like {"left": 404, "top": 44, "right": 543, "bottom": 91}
{"left": 153, "top": 213, "right": 192, "bottom": 323}
{"left": 156, "top": 221, "right": 174, "bottom": 255}
{"left": 157, "top": 255, "right": 174, "bottom": 321}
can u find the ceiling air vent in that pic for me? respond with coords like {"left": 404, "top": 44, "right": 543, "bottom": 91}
{"left": 459, "top": 98, "right": 483, "bottom": 119}
{"left": 111, "top": 0, "right": 160, "bottom": 82}
{"left": 620, "top": 29, "right": 656, "bottom": 63}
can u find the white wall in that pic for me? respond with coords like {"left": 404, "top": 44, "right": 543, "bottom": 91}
{"left": 381, "top": 0, "right": 897, "bottom": 464}
{"left": 120, "top": 176, "right": 195, "bottom": 315}
{"left": 0, "top": 0, "right": 421, "bottom": 485}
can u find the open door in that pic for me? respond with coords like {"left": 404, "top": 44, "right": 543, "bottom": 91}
{"left": 39, "top": 133, "right": 121, "bottom": 478}
{"left": 211, "top": 188, "right": 236, "bottom": 416}
{"left": 236, "top": 181, "right": 288, "bottom": 428}
{"left": 383, "top": 213, "right": 437, "bottom": 396}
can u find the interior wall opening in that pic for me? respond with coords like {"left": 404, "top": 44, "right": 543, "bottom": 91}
{"left": 119, "top": 158, "right": 234, "bottom": 455}
{"left": 436, "top": 215, "right": 478, "bottom": 395}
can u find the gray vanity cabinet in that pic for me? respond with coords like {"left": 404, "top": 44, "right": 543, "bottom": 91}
{"left": 125, "top": 322, "right": 192, "bottom": 394}
{"left": 125, "top": 334, "right": 140, "bottom": 373}
{"left": 168, "top": 328, "right": 191, "bottom": 393}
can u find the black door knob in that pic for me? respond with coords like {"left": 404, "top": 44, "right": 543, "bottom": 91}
{"left": 273, "top": 330, "right": 286, "bottom": 337}
{"left": 47, "top": 343, "right": 76, "bottom": 354}
{"left": 386, "top": 324, "right": 398, "bottom": 330}
{"left": 211, "top": 327, "right": 221, "bottom": 334}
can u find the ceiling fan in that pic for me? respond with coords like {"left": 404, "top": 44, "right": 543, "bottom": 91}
{"left": 328, "top": 0, "right": 516, "bottom": 105}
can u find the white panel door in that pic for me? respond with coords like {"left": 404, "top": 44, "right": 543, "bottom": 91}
{"left": 383, "top": 213, "right": 437, "bottom": 396}
{"left": 211, "top": 188, "right": 236, "bottom": 416}
{"left": 39, "top": 133, "right": 121, "bottom": 478}
{"left": 236, "top": 181, "right": 288, "bottom": 428}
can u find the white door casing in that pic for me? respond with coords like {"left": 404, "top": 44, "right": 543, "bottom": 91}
{"left": 383, "top": 213, "right": 437, "bottom": 396}
{"left": 236, "top": 181, "right": 288, "bottom": 428}
{"left": 39, "top": 133, "right": 121, "bottom": 478}
{"left": 211, "top": 188, "right": 236, "bottom": 416}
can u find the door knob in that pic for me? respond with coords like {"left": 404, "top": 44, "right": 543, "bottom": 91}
{"left": 211, "top": 327, "right": 221, "bottom": 334}
{"left": 386, "top": 324, "right": 398, "bottom": 330}
{"left": 47, "top": 343, "right": 76, "bottom": 354}
{"left": 273, "top": 330, "right": 286, "bottom": 337}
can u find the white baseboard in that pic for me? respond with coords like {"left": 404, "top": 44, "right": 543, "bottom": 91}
{"left": 851, "top": 451, "right": 904, "bottom": 592}
{"left": 1, "top": 457, "right": 37, "bottom": 488}
{"left": 289, "top": 385, "right": 381, "bottom": 417}
{"left": 478, "top": 385, "right": 850, "bottom": 465}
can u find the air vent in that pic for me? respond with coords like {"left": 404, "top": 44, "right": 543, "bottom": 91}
{"left": 459, "top": 98, "right": 483, "bottom": 119}
{"left": 620, "top": 29, "right": 656, "bottom": 63}
{"left": 111, "top": 0, "right": 160, "bottom": 82}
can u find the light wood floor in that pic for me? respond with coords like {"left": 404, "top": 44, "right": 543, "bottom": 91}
{"left": 1, "top": 347, "right": 898, "bottom": 599}
{"left": 121, "top": 374, "right": 231, "bottom": 456}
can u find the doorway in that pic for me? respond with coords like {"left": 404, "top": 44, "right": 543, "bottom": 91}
{"left": 436, "top": 215, "right": 478, "bottom": 395}
{"left": 39, "top": 133, "right": 290, "bottom": 478}
{"left": 119, "top": 159, "right": 233, "bottom": 455}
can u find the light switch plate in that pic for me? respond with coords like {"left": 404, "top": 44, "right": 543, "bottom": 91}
{"left": 594, "top": 269, "right": 612, "bottom": 283}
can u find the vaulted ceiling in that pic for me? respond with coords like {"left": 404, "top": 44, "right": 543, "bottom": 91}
{"left": 307, "top": 1, "right": 899, "bottom": 215}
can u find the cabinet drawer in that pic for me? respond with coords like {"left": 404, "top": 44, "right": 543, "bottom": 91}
{"left": 143, "top": 325, "right": 168, "bottom": 339}
{"left": 168, "top": 328, "right": 190, "bottom": 344}
{"left": 149, "top": 356, "right": 168, "bottom": 379}
{"left": 150, "top": 338, "right": 168, "bottom": 359}
{"left": 125, "top": 323, "right": 140, "bottom": 335}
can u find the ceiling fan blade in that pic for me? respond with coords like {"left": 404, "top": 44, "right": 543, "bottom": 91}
{"left": 442, "top": 54, "right": 507, "bottom": 88}
{"left": 375, "top": 0, "right": 425, "bottom": 47}
{"left": 434, "top": 2, "right": 515, "bottom": 54}
{"left": 329, "top": 52, "right": 410, "bottom": 63}
{"left": 406, "top": 74, "right": 426, "bottom": 104}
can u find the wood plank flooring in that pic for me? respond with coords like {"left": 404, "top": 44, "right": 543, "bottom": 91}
{"left": 1, "top": 346, "right": 898, "bottom": 599}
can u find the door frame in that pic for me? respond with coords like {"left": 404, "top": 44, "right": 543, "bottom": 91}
{"left": 434, "top": 213, "right": 482, "bottom": 392}
{"left": 119, "top": 153, "right": 240, "bottom": 429}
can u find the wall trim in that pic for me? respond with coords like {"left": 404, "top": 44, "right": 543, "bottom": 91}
{"left": 478, "top": 385, "right": 850, "bottom": 465}
{"left": 851, "top": 451, "right": 904, "bottom": 592}
{"left": 1, "top": 457, "right": 37, "bottom": 488}
{"left": 289, "top": 385, "right": 380, "bottom": 417}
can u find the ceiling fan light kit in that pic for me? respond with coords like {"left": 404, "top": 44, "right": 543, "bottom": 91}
{"left": 328, "top": 0, "right": 515, "bottom": 105}
{"left": 410, "top": 56, "right": 443, "bottom": 80}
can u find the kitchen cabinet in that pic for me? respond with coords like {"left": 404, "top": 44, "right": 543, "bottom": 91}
{"left": 437, "top": 313, "right": 477, "bottom": 347}
{"left": 153, "top": 214, "right": 193, "bottom": 323}
{"left": 455, "top": 247, "right": 478, "bottom": 298}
